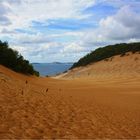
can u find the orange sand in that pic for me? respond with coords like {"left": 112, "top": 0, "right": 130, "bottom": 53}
{"left": 0, "top": 53, "right": 140, "bottom": 139}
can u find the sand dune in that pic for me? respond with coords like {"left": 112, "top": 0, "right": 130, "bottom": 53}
{"left": 0, "top": 52, "right": 140, "bottom": 139}
{"left": 56, "top": 52, "right": 140, "bottom": 80}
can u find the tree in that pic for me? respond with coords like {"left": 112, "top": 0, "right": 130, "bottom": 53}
{"left": 0, "top": 40, "right": 39, "bottom": 76}
{"left": 71, "top": 42, "right": 140, "bottom": 69}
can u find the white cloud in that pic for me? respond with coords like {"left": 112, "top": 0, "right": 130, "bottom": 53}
{"left": 1, "top": 0, "right": 95, "bottom": 30}
{"left": 0, "top": 2, "right": 11, "bottom": 26}
{"left": 61, "top": 42, "right": 88, "bottom": 54}
{"left": 0, "top": 1, "right": 140, "bottom": 62}
{"left": 82, "top": 5, "right": 140, "bottom": 48}
{"left": 99, "top": 6, "right": 140, "bottom": 40}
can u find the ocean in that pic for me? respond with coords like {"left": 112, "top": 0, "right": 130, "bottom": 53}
{"left": 32, "top": 63, "right": 73, "bottom": 76}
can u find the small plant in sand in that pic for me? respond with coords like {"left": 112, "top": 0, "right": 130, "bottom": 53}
{"left": 110, "top": 57, "right": 114, "bottom": 61}
{"left": 135, "top": 57, "right": 139, "bottom": 61}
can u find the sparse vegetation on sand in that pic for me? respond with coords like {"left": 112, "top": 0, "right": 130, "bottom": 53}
{"left": 71, "top": 42, "right": 140, "bottom": 69}
{"left": 0, "top": 40, "right": 39, "bottom": 76}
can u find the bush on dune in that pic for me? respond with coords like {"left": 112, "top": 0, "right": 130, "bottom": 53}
{"left": 0, "top": 40, "right": 39, "bottom": 76}
{"left": 71, "top": 42, "right": 140, "bottom": 69}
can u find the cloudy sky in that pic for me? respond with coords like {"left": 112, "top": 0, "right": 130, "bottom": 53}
{"left": 0, "top": 0, "right": 140, "bottom": 62}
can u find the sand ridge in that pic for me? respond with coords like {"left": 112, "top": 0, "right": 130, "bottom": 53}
{"left": 0, "top": 53, "right": 140, "bottom": 139}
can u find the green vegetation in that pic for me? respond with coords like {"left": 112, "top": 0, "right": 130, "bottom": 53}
{"left": 71, "top": 42, "right": 140, "bottom": 69}
{"left": 0, "top": 40, "right": 39, "bottom": 76}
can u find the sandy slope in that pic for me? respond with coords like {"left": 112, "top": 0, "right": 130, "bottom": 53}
{"left": 56, "top": 52, "right": 140, "bottom": 80}
{"left": 0, "top": 53, "right": 140, "bottom": 139}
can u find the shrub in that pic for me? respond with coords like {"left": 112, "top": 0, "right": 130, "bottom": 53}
{"left": 104, "top": 58, "right": 109, "bottom": 61}
{"left": 120, "top": 53, "right": 126, "bottom": 57}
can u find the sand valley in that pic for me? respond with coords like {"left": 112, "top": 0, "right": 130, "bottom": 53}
{"left": 0, "top": 53, "right": 140, "bottom": 139}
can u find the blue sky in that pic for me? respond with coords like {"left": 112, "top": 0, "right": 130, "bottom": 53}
{"left": 0, "top": 0, "right": 140, "bottom": 62}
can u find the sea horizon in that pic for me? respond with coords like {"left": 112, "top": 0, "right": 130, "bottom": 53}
{"left": 32, "top": 62, "right": 73, "bottom": 77}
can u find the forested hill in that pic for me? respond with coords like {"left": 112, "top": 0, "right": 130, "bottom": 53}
{"left": 0, "top": 41, "right": 39, "bottom": 76}
{"left": 71, "top": 42, "right": 140, "bottom": 69}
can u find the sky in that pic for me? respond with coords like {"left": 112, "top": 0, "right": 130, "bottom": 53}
{"left": 0, "top": 0, "right": 140, "bottom": 63}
